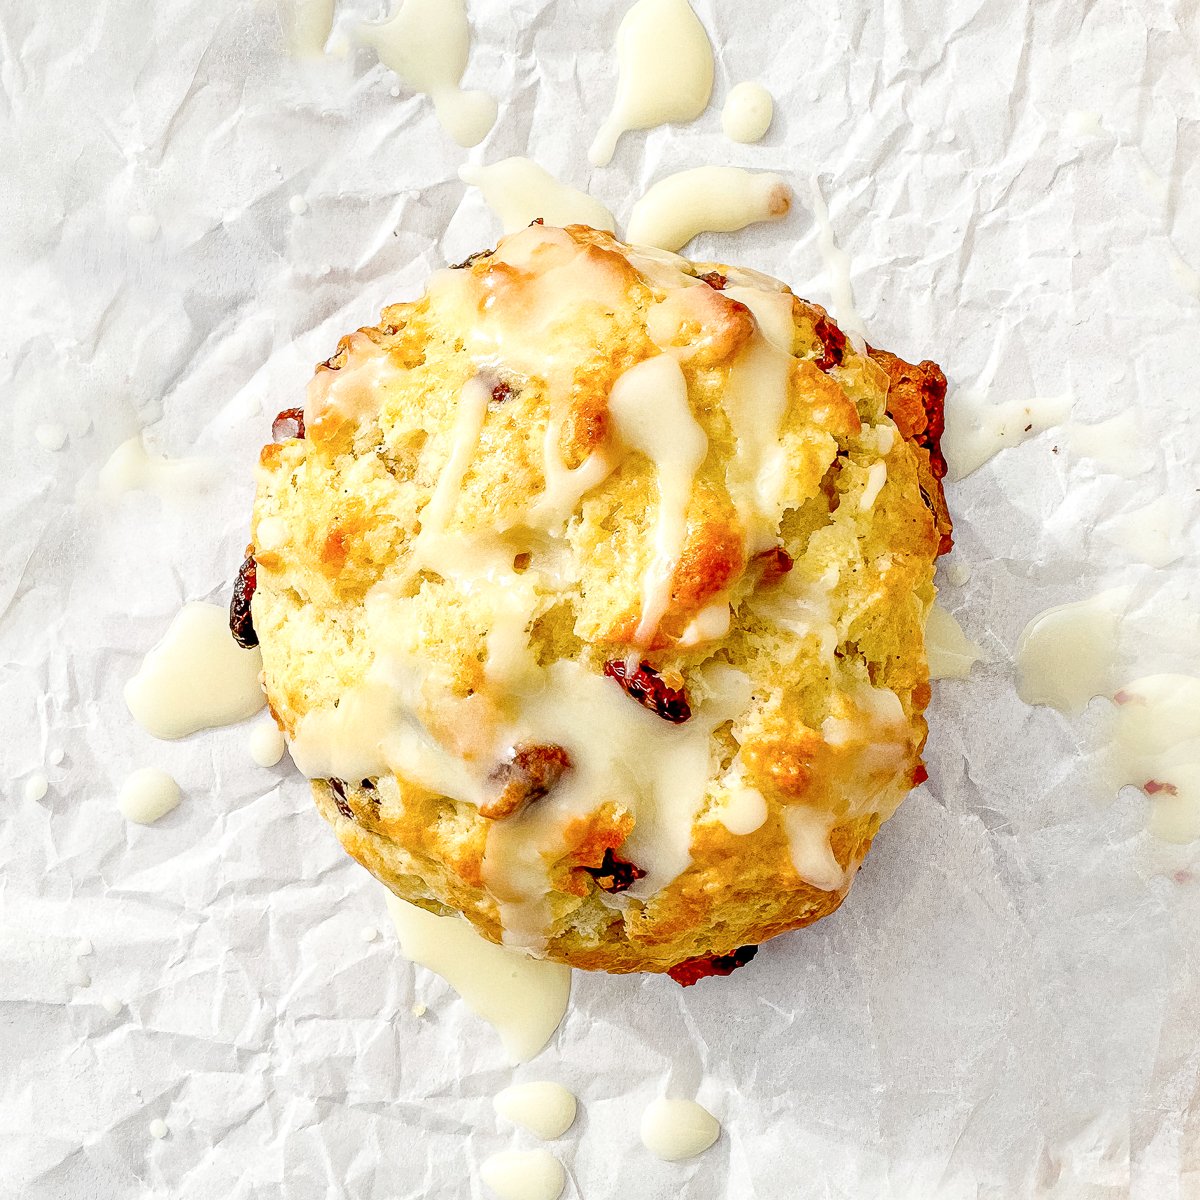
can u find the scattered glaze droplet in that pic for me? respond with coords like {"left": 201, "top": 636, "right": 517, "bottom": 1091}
{"left": 1016, "top": 592, "right": 1124, "bottom": 714}
{"left": 479, "top": 1149, "right": 566, "bottom": 1200}
{"left": 24, "top": 772, "right": 49, "bottom": 803}
{"left": 1110, "top": 676, "right": 1200, "bottom": 843}
{"left": 149, "top": 1118, "right": 168, "bottom": 1140}
{"left": 127, "top": 213, "right": 160, "bottom": 243}
{"left": 1169, "top": 250, "right": 1200, "bottom": 301}
{"left": 248, "top": 720, "right": 287, "bottom": 767}
{"left": 944, "top": 560, "right": 972, "bottom": 587}
{"left": 360, "top": 924, "right": 379, "bottom": 942}
{"left": 782, "top": 805, "right": 843, "bottom": 891}
{"left": 808, "top": 175, "right": 866, "bottom": 346}
{"left": 357, "top": 0, "right": 497, "bottom": 148}
{"left": 1064, "top": 109, "right": 1104, "bottom": 139}
{"left": 99, "top": 435, "right": 214, "bottom": 499}
{"left": 101, "top": 995, "right": 124, "bottom": 1016}
{"left": 459, "top": 159, "right": 616, "bottom": 233}
{"left": 494, "top": 1082, "right": 577, "bottom": 1141}
{"left": 75, "top": 939, "right": 93, "bottom": 957}
{"left": 925, "top": 604, "right": 983, "bottom": 681}
{"left": 640, "top": 1097, "right": 721, "bottom": 1161}
{"left": 34, "top": 423, "right": 67, "bottom": 451}
{"left": 124, "top": 603, "right": 265, "bottom": 739}
{"left": 710, "top": 775, "right": 769, "bottom": 836}
{"left": 625, "top": 167, "right": 790, "bottom": 252}
{"left": 48, "top": 747, "right": 65, "bottom": 766}
{"left": 411, "top": 1001, "right": 427, "bottom": 1017}
{"left": 288, "top": 194, "right": 309, "bottom": 216}
{"left": 66, "top": 960, "right": 91, "bottom": 988}
{"left": 117, "top": 768, "right": 182, "bottom": 825}
{"left": 1067, "top": 411, "right": 1153, "bottom": 477}
{"left": 1101, "top": 497, "right": 1184, "bottom": 569}
{"left": 280, "top": 0, "right": 334, "bottom": 57}
{"left": 385, "top": 893, "right": 570, "bottom": 1064}
{"left": 722, "top": 82, "right": 773, "bottom": 143}
{"left": 589, "top": 0, "right": 714, "bottom": 166}
{"left": 940, "top": 393, "right": 1072, "bottom": 481}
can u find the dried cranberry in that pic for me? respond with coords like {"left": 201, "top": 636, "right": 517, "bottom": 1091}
{"left": 272, "top": 407, "right": 305, "bottom": 441}
{"left": 583, "top": 847, "right": 646, "bottom": 894}
{"left": 754, "top": 546, "right": 794, "bottom": 586}
{"left": 229, "top": 555, "right": 258, "bottom": 649}
{"left": 480, "top": 744, "right": 572, "bottom": 820}
{"left": 603, "top": 660, "right": 691, "bottom": 723}
{"left": 813, "top": 313, "right": 847, "bottom": 372}
{"left": 329, "top": 778, "right": 355, "bottom": 820}
{"left": 698, "top": 270, "right": 728, "bottom": 290}
{"left": 913, "top": 764, "right": 929, "bottom": 786}
{"left": 490, "top": 379, "right": 515, "bottom": 406}
{"left": 1145, "top": 780, "right": 1179, "bottom": 796}
{"left": 667, "top": 944, "right": 759, "bottom": 987}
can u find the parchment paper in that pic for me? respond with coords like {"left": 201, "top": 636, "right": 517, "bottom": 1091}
{"left": 2, "top": 1, "right": 1199, "bottom": 1196}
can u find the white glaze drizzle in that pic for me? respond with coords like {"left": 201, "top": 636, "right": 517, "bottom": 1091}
{"left": 808, "top": 175, "right": 866, "bottom": 348}
{"left": 1109, "top": 676, "right": 1200, "bottom": 843}
{"left": 34, "top": 423, "right": 67, "bottom": 451}
{"left": 1100, "top": 497, "right": 1184, "bottom": 569}
{"left": 1066, "top": 411, "right": 1154, "bottom": 477}
{"left": 1016, "top": 591, "right": 1124, "bottom": 714}
{"left": 117, "top": 768, "right": 181, "bottom": 825}
{"left": 722, "top": 81, "right": 774, "bottom": 143}
{"left": 709, "top": 766, "right": 769, "bottom": 835}
{"left": 248, "top": 720, "right": 287, "bottom": 767}
{"left": 858, "top": 460, "right": 887, "bottom": 511}
{"left": 940, "top": 393, "right": 1072, "bottom": 481}
{"left": 124, "top": 603, "right": 265, "bottom": 739}
{"left": 640, "top": 1097, "right": 720, "bottom": 1161}
{"left": 493, "top": 1082, "right": 577, "bottom": 1140}
{"left": 24, "top": 772, "right": 49, "bottom": 803}
{"left": 1064, "top": 109, "right": 1105, "bottom": 139}
{"left": 607, "top": 354, "right": 707, "bottom": 647}
{"left": 280, "top": 0, "right": 334, "bottom": 58}
{"left": 406, "top": 375, "right": 492, "bottom": 579}
{"left": 479, "top": 1149, "right": 566, "bottom": 1200}
{"left": 589, "top": 0, "right": 714, "bottom": 167}
{"left": 99, "top": 436, "right": 215, "bottom": 499}
{"left": 782, "top": 806, "right": 844, "bottom": 891}
{"left": 386, "top": 893, "right": 570, "bottom": 1063}
{"left": 356, "top": 0, "right": 497, "bottom": 148}
{"left": 459, "top": 158, "right": 615, "bottom": 233}
{"left": 713, "top": 286, "right": 797, "bottom": 552}
{"left": 625, "top": 167, "right": 791, "bottom": 253}
{"left": 481, "top": 661, "right": 751, "bottom": 949}
{"left": 925, "top": 604, "right": 982, "bottom": 681}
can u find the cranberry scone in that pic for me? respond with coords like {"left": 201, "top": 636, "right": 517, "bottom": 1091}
{"left": 240, "top": 223, "right": 951, "bottom": 976}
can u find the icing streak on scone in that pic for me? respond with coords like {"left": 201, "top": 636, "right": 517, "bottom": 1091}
{"left": 606, "top": 354, "right": 707, "bottom": 647}
{"left": 253, "top": 223, "right": 951, "bottom": 972}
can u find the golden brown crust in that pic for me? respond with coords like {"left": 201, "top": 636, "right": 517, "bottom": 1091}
{"left": 867, "top": 347, "right": 954, "bottom": 555}
{"left": 250, "top": 225, "right": 950, "bottom": 974}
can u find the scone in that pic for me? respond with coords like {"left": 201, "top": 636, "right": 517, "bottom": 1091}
{"left": 238, "top": 223, "right": 951, "bottom": 976}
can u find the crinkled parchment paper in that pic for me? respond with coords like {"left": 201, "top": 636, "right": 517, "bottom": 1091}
{"left": 2, "top": 1, "right": 1200, "bottom": 1196}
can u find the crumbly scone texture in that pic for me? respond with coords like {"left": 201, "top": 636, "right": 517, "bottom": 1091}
{"left": 250, "top": 224, "right": 950, "bottom": 974}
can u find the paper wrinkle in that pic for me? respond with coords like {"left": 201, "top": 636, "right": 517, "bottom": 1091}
{"left": 2, "top": 0, "right": 1200, "bottom": 1196}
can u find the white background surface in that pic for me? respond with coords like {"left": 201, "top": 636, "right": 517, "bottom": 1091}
{"left": 2, "top": 1, "right": 1200, "bottom": 1196}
